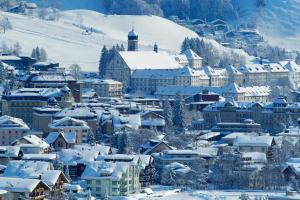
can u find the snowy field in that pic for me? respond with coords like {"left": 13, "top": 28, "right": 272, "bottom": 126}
{"left": 120, "top": 186, "right": 285, "bottom": 200}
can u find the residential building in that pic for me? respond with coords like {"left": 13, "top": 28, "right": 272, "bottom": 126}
{"left": 233, "top": 135, "right": 276, "bottom": 162}
{"left": 0, "top": 177, "right": 50, "bottom": 200}
{"left": 48, "top": 117, "right": 93, "bottom": 144}
{"left": 212, "top": 119, "right": 262, "bottom": 133}
{"left": 0, "top": 115, "right": 30, "bottom": 145}
{"left": 203, "top": 97, "right": 299, "bottom": 133}
{"left": 82, "top": 79, "right": 123, "bottom": 97}
{"left": 24, "top": 71, "right": 82, "bottom": 102}
{"left": 11, "top": 134, "right": 49, "bottom": 154}
{"left": 1, "top": 87, "right": 73, "bottom": 125}
{"left": 45, "top": 131, "right": 76, "bottom": 151}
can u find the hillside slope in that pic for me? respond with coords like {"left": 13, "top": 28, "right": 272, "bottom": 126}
{"left": 0, "top": 10, "right": 198, "bottom": 71}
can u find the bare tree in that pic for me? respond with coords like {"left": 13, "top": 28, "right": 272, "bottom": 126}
{"left": 69, "top": 64, "right": 82, "bottom": 81}
{"left": 0, "top": 17, "right": 12, "bottom": 33}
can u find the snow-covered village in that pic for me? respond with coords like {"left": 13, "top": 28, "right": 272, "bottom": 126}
{"left": 1, "top": 0, "right": 300, "bottom": 199}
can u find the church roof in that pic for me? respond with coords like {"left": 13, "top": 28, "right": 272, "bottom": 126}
{"left": 183, "top": 49, "right": 202, "bottom": 60}
{"left": 128, "top": 29, "right": 138, "bottom": 37}
{"left": 119, "top": 51, "right": 182, "bottom": 70}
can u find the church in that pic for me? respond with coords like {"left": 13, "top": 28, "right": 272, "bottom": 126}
{"left": 104, "top": 28, "right": 205, "bottom": 93}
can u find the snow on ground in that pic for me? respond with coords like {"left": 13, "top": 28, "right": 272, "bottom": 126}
{"left": 122, "top": 186, "right": 285, "bottom": 200}
{"left": 236, "top": 0, "right": 300, "bottom": 50}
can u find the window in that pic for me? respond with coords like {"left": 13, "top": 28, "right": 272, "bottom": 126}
{"left": 86, "top": 180, "right": 92, "bottom": 185}
{"left": 96, "top": 187, "right": 101, "bottom": 191}
{"left": 57, "top": 141, "right": 64, "bottom": 148}
{"left": 112, "top": 181, "right": 118, "bottom": 185}
{"left": 96, "top": 180, "right": 101, "bottom": 184}
{"left": 112, "top": 188, "right": 118, "bottom": 192}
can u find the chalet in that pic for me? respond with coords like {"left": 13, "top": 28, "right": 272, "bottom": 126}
{"left": 45, "top": 131, "right": 76, "bottom": 151}
{"left": 140, "top": 111, "right": 165, "bottom": 131}
{"left": 0, "top": 146, "right": 22, "bottom": 165}
{"left": 140, "top": 139, "right": 174, "bottom": 155}
{"left": 0, "top": 177, "right": 50, "bottom": 200}
{"left": 11, "top": 134, "right": 49, "bottom": 154}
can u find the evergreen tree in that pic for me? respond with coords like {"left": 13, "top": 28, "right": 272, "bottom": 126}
{"left": 35, "top": 46, "right": 41, "bottom": 61}
{"left": 173, "top": 93, "right": 185, "bottom": 133}
{"left": 163, "top": 99, "right": 173, "bottom": 135}
{"left": 99, "top": 45, "right": 109, "bottom": 78}
{"left": 31, "top": 48, "right": 36, "bottom": 59}
{"left": 117, "top": 130, "right": 133, "bottom": 154}
{"left": 39, "top": 48, "right": 47, "bottom": 61}
{"left": 120, "top": 44, "right": 125, "bottom": 51}
{"left": 296, "top": 51, "right": 300, "bottom": 64}
{"left": 12, "top": 42, "right": 21, "bottom": 56}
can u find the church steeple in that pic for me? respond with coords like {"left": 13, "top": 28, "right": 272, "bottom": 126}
{"left": 154, "top": 43, "right": 158, "bottom": 53}
{"left": 128, "top": 26, "right": 138, "bottom": 51}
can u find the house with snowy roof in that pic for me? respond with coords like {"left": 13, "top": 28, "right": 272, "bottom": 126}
{"left": 45, "top": 131, "right": 76, "bottom": 151}
{"left": 225, "top": 64, "right": 244, "bottom": 85}
{"left": 48, "top": 117, "right": 93, "bottom": 144}
{"left": 282, "top": 158, "right": 300, "bottom": 181}
{"left": 139, "top": 110, "right": 165, "bottom": 131}
{"left": 0, "top": 146, "right": 22, "bottom": 165}
{"left": 0, "top": 115, "right": 30, "bottom": 145}
{"left": 0, "top": 177, "right": 50, "bottom": 200}
{"left": 82, "top": 160, "right": 140, "bottom": 198}
{"left": 11, "top": 134, "right": 49, "bottom": 154}
{"left": 54, "top": 106, "right": 98, "bottom": 136}
{"left": 140, "top": 139, "right": 174, "bottom": 155}
{"left": 82, "top": 78, "right": 123, "bottom": 98}
{"left": 58, "top": 144, "right": 111, "bottom": 178}
{"left": 3, "top": 160, "right": 68, "bottom": 198}
{"left": 233, "top": 135, "right": 275, "bottom": 162}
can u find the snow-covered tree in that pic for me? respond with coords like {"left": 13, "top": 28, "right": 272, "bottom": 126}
{"left": 239, "top": 193, "right": 251, "bottom": 200}
{"left": 39, "top": 48, "right": 47, "bottom": 61}
{"left": 0, "top": 61, "right": 7, "bottom": 84}
{"left": 163, "top": 99, "right": 173, "bottom": 135}
{"left": 117, "top": 130, "right": 133, "bottom": 154}
{"left": 99, "top": 45, "right": 109, "bottom": 78}
{"left": 69, "top": 64, "right": 82, "bottom": 81}
{"left": 12, "top": 42, "right": 21, "bottom": 56}
{"left": 173, "top": 93, "right": 185, "bottom": 133}
{"left": 0, "top": 17, "right": 12, "bottom": 33}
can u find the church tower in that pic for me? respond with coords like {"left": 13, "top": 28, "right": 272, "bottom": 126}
{"left": 128, "top": 27, "right": 138, "bottom": 51}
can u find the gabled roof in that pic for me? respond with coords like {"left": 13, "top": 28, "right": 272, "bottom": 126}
{"left": 0, "top": 146, "right": 20, "bottom": 158}
{"left": 12, "top": 135, "right": 49, "bottom": 148}
{"left": 119, "top": 51, "right": 182, "bottom": 70}
{"left": 234, "top": 136, "right": 274, "bottom": 147}
{"left": 0, "top": 177, "right": 49, "bottom": 193}
{"left": 0, "top": 115, "right": 29, "bottom": 130}
{"left": 45, "top": 131, "right": 76, "bottom": 145}
{"left": 238, "top": 64, "right": 267, "bottom": 73}
{"left": 280, "top": 60, "right": 300, "bottom": 72}
{"left": 49, "top": 116, "right": 89, "bottom": 129}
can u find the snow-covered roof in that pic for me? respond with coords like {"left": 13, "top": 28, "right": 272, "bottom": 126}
{"left": 204, "top": 66, "right": 227, "bottom": 76}
{"left": 242, "top": 152, "right": 267, "bottom": 163}
{"left": 234, "top": 136, "right": 274, "bottom": 147}
{"left": 0, "top": 177, "right": 49, "bottom": 193}
{"left": 58, "top": 147, "right": 100, "bottom": 165}
{"left": 30, "top": 74, "right": 75, "bottom": 82}
{"left": 238, "top": 64, "right": 267, "bottom": 73}
{"left": 83, "top": 78, "right": 122, "bottom": 85}
{"left": 3, "top": 160, "right": 51, "bottom": 179}
{"left": 226, "top": 64, "right": 242, "bottom": 75}
{"left": 280, "top": 60, "right": 300, "bottom": 72}
{"left": 45, "top": 131, "right": 76, "bottom": 145}
{"left": 22, "top": 153, "right": 57, "bottom": 161}
{"left": 0, "top": 115, "right": 29, "bottom": 130}
{"left": 55, "top": 107, "right": 97, "bottom": 119}
{"left": 49, "top": 116, "right": 89, "bottom": 129}
{"left": 0, "top": 146, "right": 20, "bottom": 158}
{"left": 183, "top": 49, "right": 202, "bottom": 60}
{"left": 224, "top": 83, "right": 271, "bottom": 97}
{"left": 81, "top": 161, "right": 129, "bottom": 180}
{"left": 12, "top": 134, "right": 49, "bottom": 149}
{"left": 265, "top": 63, "right": 289, "bottom": 72}
{"left": 40, "top": 170, "right": 67, "bottom": 187}
{"left": 8, "top": 87, "right": 71, "bottom": 98}
{"left": 0, "top": 55, "right": 21, "bottom": 61}
{"left": 119, "top": 51, "right": 182, "bottom": 70}
{"left": 128, "top": 29, "right": 138, "bottom": 37}
{"left": 74, "top": 144, "right": 111, "bottom": 155}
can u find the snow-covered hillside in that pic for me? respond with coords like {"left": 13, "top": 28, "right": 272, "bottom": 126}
{"left": 236, "top": 0, "right": 300, "bottom": 50}
{"left": 0, "top": 9, "right": 249, "bottom": 71}
{"left": 0, "top": 10, "right": 199, "bottom": 71}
